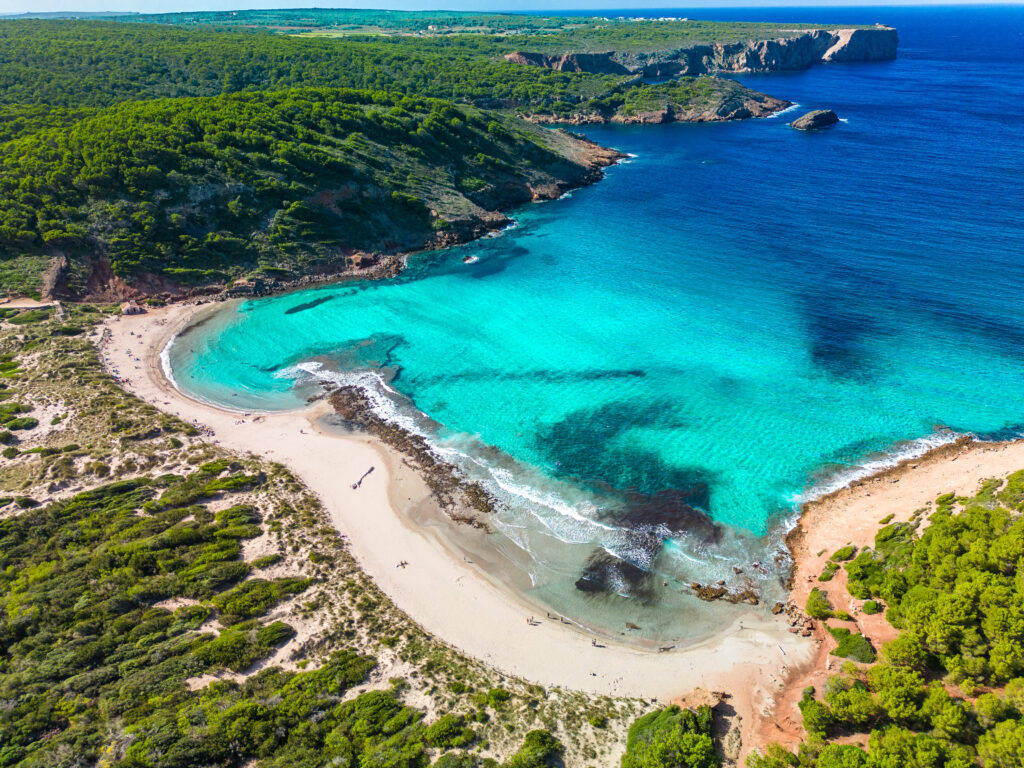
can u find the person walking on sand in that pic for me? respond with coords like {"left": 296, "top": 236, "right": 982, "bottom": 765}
{"left": 353, "top": 466, "right": 375, "bottom": 490}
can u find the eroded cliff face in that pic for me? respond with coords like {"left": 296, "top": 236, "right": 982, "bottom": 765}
{"left": 504, "top": 27, "right": 897, "bottom": 77}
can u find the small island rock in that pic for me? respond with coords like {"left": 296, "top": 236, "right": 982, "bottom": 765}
{"left": 790, "top": 109, "right": 840, "bottom": 130}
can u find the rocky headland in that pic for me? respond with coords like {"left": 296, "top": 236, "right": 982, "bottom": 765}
{"left": 527, "top": 76, "right": 790, "bottom": 125}
{"left": 42, "top": 125, "right": 623, "bottom": 305}
{"left": 505, "top": 26, "right": 897, "bottom": 78}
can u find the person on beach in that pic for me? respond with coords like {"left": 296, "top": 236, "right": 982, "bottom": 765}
{"left": 352, "top": 466, "right": 375, "bottom": 490}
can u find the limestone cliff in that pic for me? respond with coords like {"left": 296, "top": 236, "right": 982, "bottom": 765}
{"left": 505, "top": 26, "right": 897, "bottom": 78}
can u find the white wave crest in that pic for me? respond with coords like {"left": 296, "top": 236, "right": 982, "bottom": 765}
{"left": 793, "top": 430, "right": 966, "bottom": 506}
{"left": 767, "top": 103, "right": 801, "bottom": 119}
{"left": 490, "top": 466, "right": 613, "bottom": 533}
{"left": 278, "top": 361, "right": 424, "bottom": 437}
{"left": 159, "top": 333, "right": 181, "bottom": 393}
{"left": 485, "top": 219, "right": 519, "bottom": 238}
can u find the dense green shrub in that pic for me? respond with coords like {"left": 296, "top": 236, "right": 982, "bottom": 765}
{"left": 831, "top": 545, "right": 857, "bottom": 561}
{"left": 806, "top": 588, "right": 835, "bottom": 620}
{"left": 252, "top": 553, "right": 284, "bottom": 569}
{"left": 424, "top": 714, "right": 475, "bottom": 749}
{"left": 507, "top": 730, "right": 565, "bottom": 768}
{"left": 435, "top": 753, "right": 497, "bottom": 768}
{"left": 622, "top": 705, "right": 716, "bottom": 768}
{"left": 487, "top": 687, "right": 511, "bottom": 708}
{"left": 798, "top": 692, "right": 833, "bottom": 737}
{"left": 4, "top": 416, "right": 36, "bottom": 430}
{"left": 195, "top": 619, "right": 296, "bottom": 671}
{"left": 211, "top": 577, "right": 311, "bottom": 624}
{"left": 827, "top": 627, "right": 876, "bottom": 664}
{"left": 818, "top": 562, "right": 840, "bottom": 582}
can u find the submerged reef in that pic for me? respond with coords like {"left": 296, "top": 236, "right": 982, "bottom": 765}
{"left": 327, "top": 385, "right": 498, "bottom": 528}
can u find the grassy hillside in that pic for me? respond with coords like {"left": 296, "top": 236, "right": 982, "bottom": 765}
{"left": 0, "top": 88, "right": 615, "bottom": 298}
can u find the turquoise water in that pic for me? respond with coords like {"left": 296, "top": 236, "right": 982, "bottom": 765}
{"left": 169, "top": 7, "right": 1024, "bottom": 640}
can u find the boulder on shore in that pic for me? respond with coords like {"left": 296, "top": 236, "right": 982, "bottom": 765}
{"left": 790, "top": 109, "right": 840, "bottom": 130}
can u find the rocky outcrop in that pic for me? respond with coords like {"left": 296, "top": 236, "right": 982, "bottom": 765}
{"left": 622, "top": 84, "right": 789, "bottom": 124}
{"left": 505, "top": 26, "right": 897, "bottom": 78}
{"left": 790, "top": 109, "right": 839, "bottom": 130}
{"left": 525, "top": 77, "right": 790, "bottom": 126}
{"left": 504, "top": 51, "right": 631, "bottom": 75}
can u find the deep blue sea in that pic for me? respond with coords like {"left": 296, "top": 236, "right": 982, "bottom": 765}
{"left": 169, "top": 7, "right": 1024, "bottom": 641}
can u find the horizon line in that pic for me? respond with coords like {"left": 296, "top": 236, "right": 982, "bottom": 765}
{"left": 3, "top": 1, "right": 1024, "bottom": 13}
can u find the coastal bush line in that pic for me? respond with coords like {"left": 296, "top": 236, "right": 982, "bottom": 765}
{"left": 750, "top": 480, "right": 1024, "bottom": 768}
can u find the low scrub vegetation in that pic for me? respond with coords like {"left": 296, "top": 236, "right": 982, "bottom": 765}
{"left": 752, "top": 479, "right": 1024, "bottom": 767}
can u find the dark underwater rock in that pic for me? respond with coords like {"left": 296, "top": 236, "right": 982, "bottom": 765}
{"left": 575, "top": 549, "right": 655, "bottom": 602}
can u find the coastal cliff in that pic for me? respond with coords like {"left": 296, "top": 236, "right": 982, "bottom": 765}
{"left": 505, "top": 26, "right": 897, "bottom": 78}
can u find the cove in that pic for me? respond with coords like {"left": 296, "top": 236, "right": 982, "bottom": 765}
{"left": 168, "top": 6, "right": 1024, "bottom": 642}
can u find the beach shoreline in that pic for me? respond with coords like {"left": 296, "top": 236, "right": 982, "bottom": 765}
{"left": 100, "top": 300, "right": 1024, "bottom": 759}
{"left": 101, "top": 303, "right": 814, "bottom": 716}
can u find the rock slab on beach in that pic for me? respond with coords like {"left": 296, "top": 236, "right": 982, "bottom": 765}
{"left": 790, "top": 109, "right": 840, "bottom": 130}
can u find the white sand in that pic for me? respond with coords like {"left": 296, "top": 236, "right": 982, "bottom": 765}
{"left": 99, "top": 303, "right": 813, "bottom": 722}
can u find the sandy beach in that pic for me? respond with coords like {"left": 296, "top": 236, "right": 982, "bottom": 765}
{"left": 100, "top": 303, "right": 814, "bottom": 722}
{"left": 99, "top": 300, "right": 1024, "bottom": 757}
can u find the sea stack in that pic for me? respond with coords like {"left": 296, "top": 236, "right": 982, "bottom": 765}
{"left": 790, "top": 109, "right": 840, "bottom": 130}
